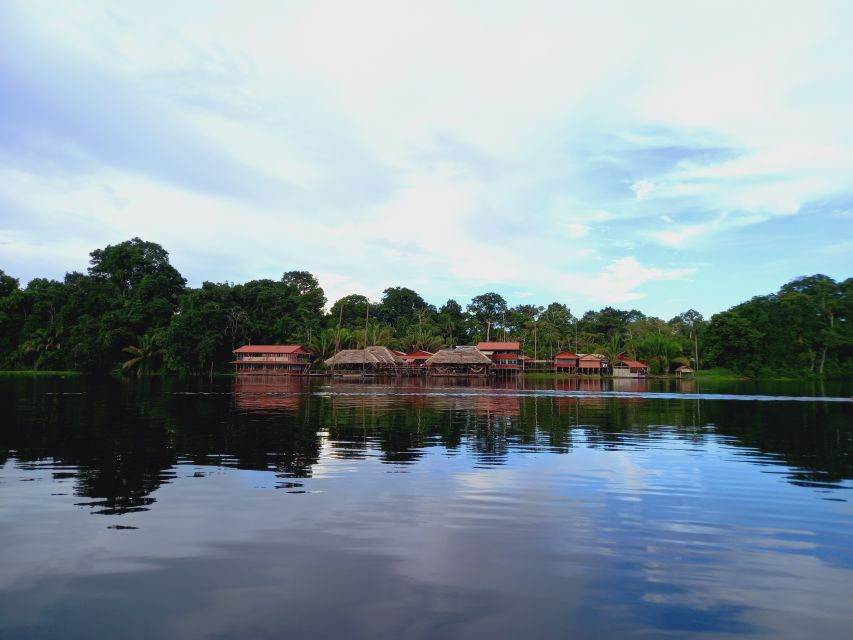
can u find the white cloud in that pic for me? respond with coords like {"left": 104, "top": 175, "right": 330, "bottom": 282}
{"left": 630, "top": 180, "right": 655, "bottom": 200}
{"left": 573, "top": 257, "right": 695, "bottom": 303}
{"left": 564, "top": 223, "right": 591, "bottom": 238}
{"left": 1, "top": 0, "right": 852, "bottom": 317}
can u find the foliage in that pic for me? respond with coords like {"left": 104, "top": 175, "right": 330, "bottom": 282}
{"left": 0, "top": 241, "right": 850, "bottom": 378}
{"left": 122, "top": 333, "right": 165, "bottom": 376}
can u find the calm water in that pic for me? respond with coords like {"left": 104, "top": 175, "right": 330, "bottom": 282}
{"left": 1, "top": 375, "right": 851, "bottom": 639}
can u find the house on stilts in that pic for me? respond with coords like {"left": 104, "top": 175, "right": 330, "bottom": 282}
{"left": 553, "top": 351, "right": 579, "bottom": 374}
{"left": 232, "top": 345, "right": 313, "bottom": 375}
{"left": 324, "top": 346, "right": 404, "bottom": 375}
{"left": 476, "top": 341, "right": 522, "bottom": 375}
{"left": 426, "top": 346, "right": 493, "bottom": 377}
{"left": 577, "top": 353, "right": 609, "bottom": 375}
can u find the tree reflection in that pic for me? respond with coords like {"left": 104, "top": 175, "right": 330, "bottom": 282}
{"left": 0, "top": 376, "right": 850, "bottom": 516}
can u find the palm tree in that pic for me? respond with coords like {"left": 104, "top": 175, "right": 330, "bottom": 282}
{"left": 306, "top": 328, "right": 338, "bottom": 362}
{"left": 22, "top": 326, "right": 63, "bottom": 370}
{"left": 600, "top": 332, "right": 623, "bottom": 364}
{"left": 355, "top": 322, "right": 393, "bottom": 349}
{"left": 636, "top": 333, "right": 681, "bottom": 374}
{"left": 122, "top": 334, "right": 165, "bottom": 376}
{"left": 400, "top": 328, "right": 445, "bottom": 353}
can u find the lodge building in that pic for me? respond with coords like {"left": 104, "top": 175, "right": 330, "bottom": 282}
{"left": 232, "top": 345, "right": 313, "bottom": 374}
{"left": 476, "top": 341, "right": 522, "bottom": 374}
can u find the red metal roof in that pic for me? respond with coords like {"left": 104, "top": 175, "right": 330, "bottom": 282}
{"left": 554, "top": 351, "right": 578, "bottom": 359}
{"left": 477, "top": 341, "right": 521, "bottom": 351}
{"left": 233, "top": 345, "right": 308, "bottom": 354}
{"left": 405, "top": 350, "right": 434, "bottom": 359}
{"left": 616, "top": 360, "right": 648, "bottom": 368}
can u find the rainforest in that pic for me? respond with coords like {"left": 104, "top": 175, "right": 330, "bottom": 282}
{"left": 0, "top": 238, "right": 850, "bottom": 378}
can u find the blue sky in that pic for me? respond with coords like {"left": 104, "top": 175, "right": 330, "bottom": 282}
{"left": 1, "top": 0, "right": 851, "bottom": 319}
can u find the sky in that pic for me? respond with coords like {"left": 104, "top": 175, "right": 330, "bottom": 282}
{"left": 1, "top": 0, "right": 852, "bottom": 320}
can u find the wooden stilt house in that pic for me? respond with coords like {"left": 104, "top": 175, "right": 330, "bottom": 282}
{"left": 477, "top": 341, "right": 522, "bottom": 375}
{"left": 554, "top": 351, "right": 579, "bottom": 374}
{"left": 232, "top": 345, "right": 313, "bottom": 375}
{"left": 324, "top": 346, "right": 404, "bottom": 374}
{"left": 426, "top": 346, "right": 492, "bottom": 377}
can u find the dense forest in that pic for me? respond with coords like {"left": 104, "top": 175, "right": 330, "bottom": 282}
{"left": 0, "top": 238, "right": 850, "bottom": 378}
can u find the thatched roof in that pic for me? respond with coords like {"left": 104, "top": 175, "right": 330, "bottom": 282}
{"left": 325, "top": 346, "right": 404, "bottom": 366}
{"left": 425, "top": 347, "right": 492, "bottom": 366}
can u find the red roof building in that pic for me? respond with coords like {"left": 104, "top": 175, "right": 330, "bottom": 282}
{"left": 477, "top": 341, "right": 521, "bottom": 351}
{"left": 554, "top": 351, "right": 579, "bottom": 373}
{"left": 577, "top": 354, "right": 608, "bottom": 375}
{"left": 232, "top": 345, "right": 313, "bottom": 375}
{"left": 477, "top": 341, "right": 522, "bottom": 374}
{"left": 612, "top": 359, "right": 648, "bottom": 378}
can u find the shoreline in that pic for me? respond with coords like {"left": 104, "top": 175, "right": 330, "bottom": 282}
{"left": 0, "top": 368, "right": 841, "bottom": 383}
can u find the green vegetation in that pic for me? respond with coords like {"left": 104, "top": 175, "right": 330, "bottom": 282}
{"left": 1, "top": 239, "right": 850, "bottom": 378}
{"left": 693, "top": 368, "right": 749, "bottom": 381}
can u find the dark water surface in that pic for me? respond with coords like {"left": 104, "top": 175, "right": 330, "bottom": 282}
{"left": 1, "top": 375, "right": 851, "bottom": 639}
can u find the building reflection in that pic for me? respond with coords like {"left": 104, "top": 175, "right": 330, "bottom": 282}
{"left": 233, "top": 375, "right": 307, "bottom": 411}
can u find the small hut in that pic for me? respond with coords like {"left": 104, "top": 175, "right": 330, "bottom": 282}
{"left": 612, "top": 359, "right": 649, "bottom": 378}
{"left": 577, "top": 353, "right": 608, "bottom": 375}
{"left": 675, "top": 365, "right": 695, "bottom": 378}
{"left": 324, "top": 346, "right": 404, "bottom": 373}
{"left": 426, "top": 346, "right": 492, "bottom": 377}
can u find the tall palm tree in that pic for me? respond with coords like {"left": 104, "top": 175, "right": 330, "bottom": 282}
{"left": 122, "top": 334, "right": 164, "bottom": 376}
{"left": 306, "top": 328, "right": 338, "bottom": 362}
{"left": 600, "top": 332, "right": 623, "bottom": 364}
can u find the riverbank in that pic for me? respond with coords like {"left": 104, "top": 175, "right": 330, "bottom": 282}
{"left": 0, "top": 370, "right": 82, "bottom": 376}
{"left": 0, "top": 368, "right": 844, "bottom": 384}
{"left": 525, "top": 368, "right": 750, "bottom": 382}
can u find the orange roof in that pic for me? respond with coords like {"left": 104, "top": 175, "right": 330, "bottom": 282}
{"left": 477, "top": 341, "right": 521, "bottom": 350}
{"left": 233, "top": 345, "right": 308, "bottom": 354}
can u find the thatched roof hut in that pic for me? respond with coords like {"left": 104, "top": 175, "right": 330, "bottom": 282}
{"left": 425, "top": 347, "right": 492, "bottom": 376}
{"left": 324, "top": 346, "right": 404, "bottom": 368}
{"left": 426, "top": 346, "right": 492, "bottom": 366}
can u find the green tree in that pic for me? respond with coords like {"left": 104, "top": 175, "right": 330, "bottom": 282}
{"left": 467, "top": 292, "right": 508, "bottom": 342}
{"left": 437, "top": 299, "right": 466, "bottom": 346}
{"left": 328, "top": 295, "right": 376, "bottom": 330}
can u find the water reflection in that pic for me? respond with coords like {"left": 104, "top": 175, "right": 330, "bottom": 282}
{"left": 2, "top": 376, "right": 851, "bottom": 510}
{"left": 1, "top": 376, "right": 852, "bottom": 639}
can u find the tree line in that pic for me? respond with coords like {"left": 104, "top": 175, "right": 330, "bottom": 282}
{"left": 0, "top": 238, "right": 850, "bottom": 377}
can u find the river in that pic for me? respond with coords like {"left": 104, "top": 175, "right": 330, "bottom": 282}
{"left": 1, "top": 375, "right": 851, "bottom": 639}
